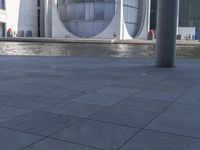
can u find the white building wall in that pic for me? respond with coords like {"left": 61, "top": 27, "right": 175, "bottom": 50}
{"left": 178, "top": 27, "right": 196, "bottom": 40}
{"left": 136, "top": 0, "right": 151, "bottom": 39}
{"left": 51, "top": 0, "right": 77, "bottom": 38}
{"left": 2, "top": 0, "right": 38, "bottom": 37}
{"left": 5, "top": 0, "right": 20, "bottom": 34}
{"left": 44, "top": 0, "right": 52, "bottom": 37}
{"left": 0, "top": 0, "right": 150, "bottom": 39}
{"left": 0, "top": 9, "right": 6, "bottom": 22}
{"left": 93, "top": 0, "right": 121, "bottom": 39}
{"left": 46, "top": 0, "right": 150, "bottom": 39}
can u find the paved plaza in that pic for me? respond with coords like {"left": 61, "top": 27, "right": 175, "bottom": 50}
{"left": 0, "top": 56, "right": 200, "bottom": 150}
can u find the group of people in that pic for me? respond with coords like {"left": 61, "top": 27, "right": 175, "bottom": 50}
{"left": 184, "top": 34, "right": 195, "bottom": 40}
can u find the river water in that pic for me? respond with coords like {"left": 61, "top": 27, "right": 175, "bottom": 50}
{"left": 0, "top": 42, "right": 200, "bottom": 58}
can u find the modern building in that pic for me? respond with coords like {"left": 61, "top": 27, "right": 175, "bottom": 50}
{"left": 150, "top": 0, "right": 156, "bottom": 30}
{"left": 179, "top": 0, "right": 200, "bottom": 28}
{"left": 150, "top": 0, "right": 200, "bottom": 29}
{"left": 0, "top": 0, "right": 45, "bottom": 37}
{"left": 1, "top": 0, "right": 200, "bottom": 39}
{"left": 150, "top": 0, "right": 200, "bottom": 39}
{"left": 45, "top": 0, "right": 150, "bottom": 39}
{"left": 0, "top": 0, "right": 151, "bottom": 39}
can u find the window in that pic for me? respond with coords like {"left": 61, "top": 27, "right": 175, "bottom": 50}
{"left": 57, "top": 0, "right": 116, "bottom": 37}
{"left": 0, "top": 0, "right": 5, "bottom": 10}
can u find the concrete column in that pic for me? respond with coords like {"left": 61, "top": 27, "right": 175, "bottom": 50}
{"left": 156, "top": 0, "right": 179, "bottom": 67}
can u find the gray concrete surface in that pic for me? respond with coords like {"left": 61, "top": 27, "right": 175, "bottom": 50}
{"left": 0, "top": 56, "right": 200, "bottom": 149}
{"left": 0, "top": 37, "right": 200, "bottom": 45}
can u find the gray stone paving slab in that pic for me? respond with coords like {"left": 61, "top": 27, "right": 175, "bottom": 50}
{"left": 0, "top": 99, "right": 48, "bottom": 111}
{"left": 0, "top": 81, "right": 21, "bottom": 90}
{"left": 0, "top": 89, "right": 80, "bottom": 109}
{"left": 0, "top": 56, "right": 200, "bottom": 150}
{"left": 0, "top": 112, "right": 81, "bottom": 136}
{"left": 27, "top": 79, "right": 67, "bottom": 89}
{"left": 52, "top": 120, "right": 138, "bottom": 150}
{"left": 133, "top": 88, "right": 184, "bottom": 102}
{"left": 43, "top": 100, "right": 105, "bottom": 118}
{"left": 164, "top": 79, "right": 196, "bottom": 88}
{"left": 5, "top": 77, "right": 42, "bottom": 85}
{"left": 90, "top": 97, "right": 170, "bottom": 128}
{"left": 21, "top": 71, "right": 61, "bottom": 79}
{"left": 71, "top": 93, "right": 127, "bottom": 106}
{"left": 97, "top": 86, "right": 140, "bottom": 97}
{"left": 0, "top": 92, "right": 48, "bottom": 110}
{"left": 111, "top": 81, "right": 151, "bottom": 90}
{"left": 44, "top": 88, "right": 83, "bottom": 98}
{"left": 176, "top": 84, "right": 200, "bottom": 105}
{"left": 146, "top": 103, "right": 200, "bottom": 138}
{"left": 61, "top": 83, "right": 105, "bottom": 92}
{"left": 56, "top": 73, "right": 95, "bottom": 83}
{"left": 1, "top": 85, "right": 53, "bottom": 95}
{"left": 24, "top": 138, "right": 100, "bottom": 150}
{"left": 81, "top": 79, "right": 115, "bottom": 86}
{"left": 0, "top": 105, "right": 31, "bottom": 122}
{"left": 0, "top": 127, "right": 43, "bottom": 150}
{"left": 120, "top": 130, "right": 200, "bottom": 150}
{"left": 147, "top": 81, "right": 189, "bottom": 92}
{"left": 85, "top": 71, "right": 136, "bottom": 81}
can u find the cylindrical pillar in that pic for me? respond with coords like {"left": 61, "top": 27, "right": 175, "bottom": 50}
{"left": 156, "top": 0, "right": 179, "bottom": 67}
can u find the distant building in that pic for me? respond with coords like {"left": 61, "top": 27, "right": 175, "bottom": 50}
{"left": 150, "top": 0, "right": 200, "bottom": 39}
{"left": 0, "top": 0, "right": 151, "bottom": 39}
{"left": 2, "top": 0, "right": 200, "bottom": 39}
{"left": 150, "top": 0, "right": 157, "bottom": 30}
{"left": 150, "top": 0, "right": 200, "bottom": 29}
{"left": 45, "top": 0, "right": 151, "bottom": 39}
{"left": 179, "top": 0, "right": 200, "bottom": 28}
{"left": 0, "top": 0, "right": 44, "bottom": 37}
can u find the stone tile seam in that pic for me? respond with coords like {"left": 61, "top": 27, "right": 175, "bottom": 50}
{"left": 116, "top": 79, "right": 198, "bottom": 150}
{"left": 145, "top": 128, "right": 200, "bottom": 141}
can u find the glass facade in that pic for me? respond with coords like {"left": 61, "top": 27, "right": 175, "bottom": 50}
{"left": 0, "top": 23, "right": 5, "bottom": 37}
{"left": 150, "top": 0, "right": 157, "bottom": 29}
{"left": 57, "top": 0, "right": 116, "bottom": 37}
{"left": 150, "top": 0, "right": 200, "bottom": 29}
{"left": 0, "top": 0, "right": 5, "bottom": 10}
{"left": 123, "top": 0, "right": 140, "bottom": 37}
{"left": 179, "top": 0, "right": 200, "bottom": 27}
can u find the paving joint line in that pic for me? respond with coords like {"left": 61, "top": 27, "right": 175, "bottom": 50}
{"left": 145, "top": 128, "right": 200, "bottom": 141}
{"left": 21, "top": 118, "right": 84, "bottom": 150}
{"left": 116, "top": 79, "right": 198, "bottom": 150}
{"left": 86, "top": 73, "right": 173, "bottom": 121}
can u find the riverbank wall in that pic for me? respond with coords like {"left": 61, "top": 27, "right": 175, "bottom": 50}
{"left": 0, "top": 37, "right": 199, "bottom": 45}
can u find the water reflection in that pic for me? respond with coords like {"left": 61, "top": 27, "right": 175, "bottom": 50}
{"left": 0, "top": 42, "right": 199, "bottom": 58}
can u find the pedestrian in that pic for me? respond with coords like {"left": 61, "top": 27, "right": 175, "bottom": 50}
{"left": 192, "top": 34, "right": 195, "bottom": 40}
{"left": 186, "top": 34, "right": 188, "bottom": 40}
{"left": 113, "top": 32, "right": 117, "bottom": 39}
{"left": 189, "top": 34, "right": 191, "bottom": 40}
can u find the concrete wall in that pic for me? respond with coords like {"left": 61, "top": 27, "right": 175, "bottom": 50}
{"left": 4, "top": 0, "right": 38, "bottom": 37}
